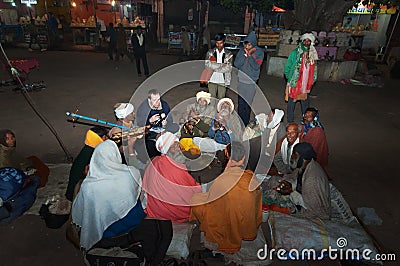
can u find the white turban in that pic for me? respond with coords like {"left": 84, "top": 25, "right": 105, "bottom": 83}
{"left": 217, "top": 98, "right": 234, "bottom": 113}
{"left": 301, "top": 33, "right": 316, "bottom": 45}
{"left": 156, "top": 132, "right": 179, "bottom": 154}
{"left": 196, "top": 91, "right": 211, "bottom": 104}
{"left": 267, "top": 109, "right": 284, "bottom": 129}
{"left": 114, "top": 103, "right": 134, "bottom": 119}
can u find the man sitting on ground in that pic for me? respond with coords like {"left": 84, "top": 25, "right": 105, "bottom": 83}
{"left": 273, "top": 123, "right": 300, "bottom": 174}
{"left": 180, "top": 91, "right": 215, "bottom": 139}
{"left": 208, "top": 98, "right": 242, "bottom": 145}
{"left": 300, "top": 107, "right": 330, "bottom": 178}
{"left": 65, "top": 126, "right": 108, "bottom": 201}
{"left": 244, "top": 109, "right": 286, "bottom": 172}
{"left": 143, "top": 132, "right": 201, "bottom": 222}
{"left": 190, "top": 141, "right": 262, "bottom": 254}
{"left": 136, "top": 90, "right": 179, "bottom": 160}
{"left": 114, "top": 102, "right": 135, "bottom": 129}
{"left": 289, "top": 142, "right": 330, "bottom": 219}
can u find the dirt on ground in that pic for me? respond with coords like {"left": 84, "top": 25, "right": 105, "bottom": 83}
{"left": 0, "top": 47, "right": 398, "bottom": 265}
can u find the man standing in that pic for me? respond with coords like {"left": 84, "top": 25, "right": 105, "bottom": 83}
{"left": 284, "top": 33, "right": 318, "bottom": 123}
{"left": 289, "top": 142, "right": 330, "bottom": 219}
{"left": 273, "top": 123, "right": 300, "bottom": 174}
{"left": 205, "top": 33, "right": 233, "bottom": 99}
{"left": 181, "top": 27, "right": 191, "bottom": 56}
{"left": 27, "top": 19, "right": 46, "bottom": 52}
{"left": 116, "top": 24, "right": 133, "bottom": 62}
{"left": 131, "top": 26, "right": 149, "bottom": 77}
{"left": 143, "top": 132, "right": 201, "bottom": 222}
{"left": 234, "top": 31, "right": 264, "bottom": 126}
{"left": 201, "top": 24, "right": 211, "bottom": 59}
{"left": 106, "top": 23, "right": 117, "bottom": 60}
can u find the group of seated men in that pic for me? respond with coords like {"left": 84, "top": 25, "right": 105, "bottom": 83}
{"left": 66, "top": 88, "right": 332, "bottom": 258}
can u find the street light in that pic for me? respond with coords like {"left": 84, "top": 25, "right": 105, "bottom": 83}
{"left": 111, "top": 0, "right": 116, "bottom": 24}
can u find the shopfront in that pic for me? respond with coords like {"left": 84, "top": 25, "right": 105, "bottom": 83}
{"left": 339, "top": 2, "right": 397, "bottom": 51}
{"left": 69, "top": 0, "right": 149, "bottom": 47}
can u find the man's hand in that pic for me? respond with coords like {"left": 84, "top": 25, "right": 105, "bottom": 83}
{"left": 149, "top": 114, "right": 160, "bottom": 123}
{"left": 189, "top": 110, "right": 199, "bottom": 120}
{"left": 127, "top": 135, "right": 137, "bottom": 147}
{"left": 245, "top": 47, "right": 256, "bottom": 56}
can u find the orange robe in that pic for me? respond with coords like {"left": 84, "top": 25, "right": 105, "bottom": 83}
{"left": 190, "top": 167, "right": 262, "bottom": 254}
{"left": 143, "top": 155, "right": 201, "bottom": 222}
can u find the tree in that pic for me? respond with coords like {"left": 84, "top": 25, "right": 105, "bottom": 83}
{"left": 217, "top": 0, "right": 399, "bottom": 32}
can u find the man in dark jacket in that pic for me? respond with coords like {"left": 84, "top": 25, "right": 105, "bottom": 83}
{"left": 135, "top": 90, "right": 179, "bottom": 161}
{"left": 131, "top": 26, "right": 149, "bottom": 77}
{"left": 234, "top": 31, "right": 264, "bottom": 126}
{"left": 106, "top": 23, "right": 117, "bottom": 60}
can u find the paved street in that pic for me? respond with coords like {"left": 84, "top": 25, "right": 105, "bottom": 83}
{"left": 0, "top": 47, "right": 399, "bottom": 265}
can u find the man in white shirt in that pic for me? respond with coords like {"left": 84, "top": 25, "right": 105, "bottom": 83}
{"left": 205, "top": 33, "right": 233, "bottom": 99}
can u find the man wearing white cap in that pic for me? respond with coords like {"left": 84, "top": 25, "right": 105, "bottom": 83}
{"left": 114, "top": 102, "right": 135, "bottom": 129}
{"left": 143, "top": 132, "right": 201, "bottom": 222}
{"left": 184, "top": 91, "right": 216, "bottom": 127}
{"left": 208, "top": 98, "right": 242, "bottom": 144}
{"left": 284, "top": 33, "right": 319, "bottom": 123}
{"left": 110, "top": 102, "right": 140, "bottom": 166}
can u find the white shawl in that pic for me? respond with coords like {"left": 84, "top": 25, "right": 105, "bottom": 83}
{"left": 72, "top": 140, "right": 144, "bottom": 250}
{"left": 280, "top": 137, "right": 300, "bottom": 165}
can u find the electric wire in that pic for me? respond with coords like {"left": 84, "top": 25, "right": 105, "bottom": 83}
{"left": 0, "top": 43, "right": 73, "bottom": 162}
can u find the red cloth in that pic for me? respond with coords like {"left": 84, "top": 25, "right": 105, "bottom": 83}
{"left": 143, "top": 155, "right": 201, "bottom": 222}
{"left": 289, "top": 56, "right": 315, "bottom": 99}
{"left": 301, "top": 126, "right": 330, "bottom": 178}
{"left": 3, "top": 58, "right": 39, "bottom": 74}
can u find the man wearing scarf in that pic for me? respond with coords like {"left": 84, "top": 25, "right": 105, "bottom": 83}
{"left": 143, "top": 132, "right": 201, "bottom": 222}
{"left": 284, "top": 33, "right": 319, "bottom": 123}
{"left": 289, "top": 142, "right": 330, "bottom": 219}
{"left": 273, "top": 123, "right": 300, "bottom": 175}
{"left": 300, "top": 107, "right": 330, "bottom": 179}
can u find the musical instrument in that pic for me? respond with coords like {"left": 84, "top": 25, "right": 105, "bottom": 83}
{"left": 66, "top": 111, "right": 150, "bottom": 144}
{"left": 66, "top": 111, "right": 132, "bottom": 130}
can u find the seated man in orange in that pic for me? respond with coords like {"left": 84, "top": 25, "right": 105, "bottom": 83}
{"left": 300, "top": 107, "right": 329, "bottom": 178}
{"left": 190, "top": 142, "right": 262, "bottom": 254}
{"left": 143, "top": 132, "right": 201, "bottom": 222}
